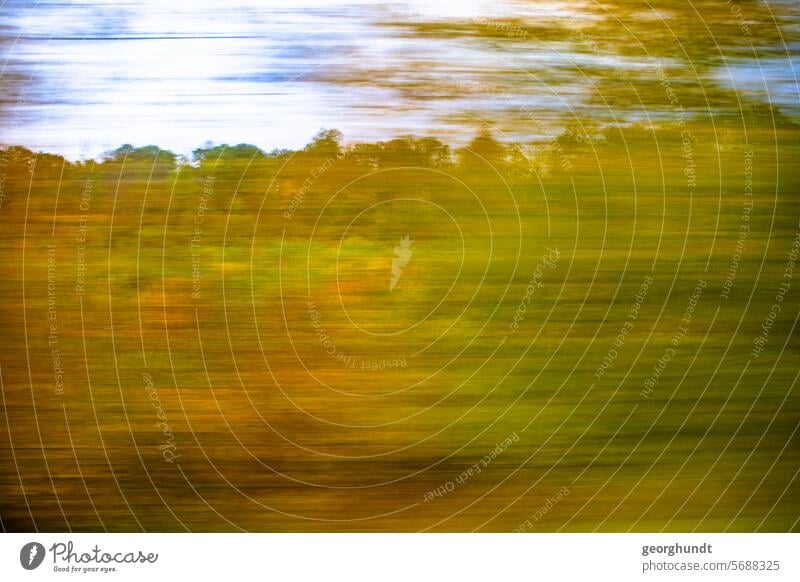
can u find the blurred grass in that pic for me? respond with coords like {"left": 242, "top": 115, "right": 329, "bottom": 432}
{"left": 0, "top": 117, "right": 798, "bottom": 532}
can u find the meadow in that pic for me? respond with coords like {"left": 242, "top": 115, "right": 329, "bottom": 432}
{"left": 1, "top": 111, "right": 798, "bottom": 531}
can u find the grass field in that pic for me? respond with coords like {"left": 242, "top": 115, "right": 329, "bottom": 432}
{"left": 1, "top": 111, "right": 798, "bottom": 531}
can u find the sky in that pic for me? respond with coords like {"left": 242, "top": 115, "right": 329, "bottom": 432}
{"left": 1, "top": 0, "right": 798, "bottom": 159}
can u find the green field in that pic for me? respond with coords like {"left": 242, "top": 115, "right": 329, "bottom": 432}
{"left": 1, "top": 112, "right": 798, "bottom": 531}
